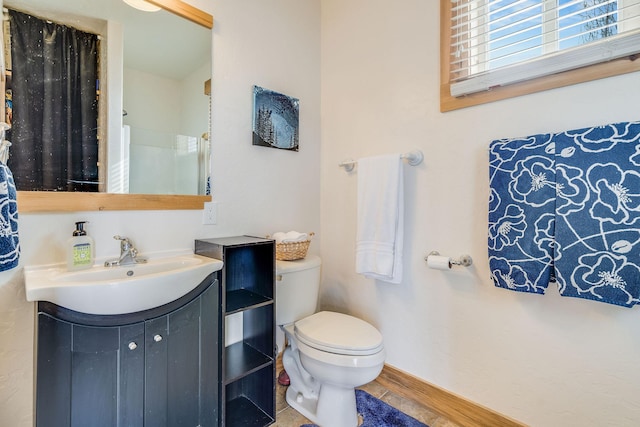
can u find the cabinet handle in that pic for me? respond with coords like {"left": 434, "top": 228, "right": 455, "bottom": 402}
{"left": 153, "top": 334, "right": 163, "bottom": 342}
{"left": 128, "top": 342, "right": 137, "bottom": 350}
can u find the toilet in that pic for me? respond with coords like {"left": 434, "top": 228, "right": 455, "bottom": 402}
{"left": 276, "top": 255, "right": 385, "bottom": 427}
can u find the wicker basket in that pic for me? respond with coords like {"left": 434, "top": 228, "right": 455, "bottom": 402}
{"left": 273, "top": 232, "right": 314, "bottom": 261}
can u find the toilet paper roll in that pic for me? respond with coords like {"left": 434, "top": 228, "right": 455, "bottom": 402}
{"left": 427, "top": 255, "right": 451, "bottom": 270}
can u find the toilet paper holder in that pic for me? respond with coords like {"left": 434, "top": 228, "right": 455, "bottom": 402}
{"left": 425, "top": 251, "right": 473, "bottom": 268}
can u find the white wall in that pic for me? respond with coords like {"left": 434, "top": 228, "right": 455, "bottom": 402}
{"left": 209, "top": 0, "right": 321, "bottom": 239}
{"left": 180, "top": 61, "right": 211, "bottom": 138}
{"left": 320, "top": 1, "right": 640, "bottom": 426}
{"left": 7, "top": 1, "right": 639, "bottom": 426}
{"left": 0, "top": 0, "right": 321, "bottom": 425}
{"left": 125, "top": 63, "right": 211, "bottom": 194}
{"left": 124, "top": 67, "right": 182, "bottom": 135}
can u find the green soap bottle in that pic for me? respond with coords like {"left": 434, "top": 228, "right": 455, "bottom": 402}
{"left": 67, "top": 221, "right": 94, "bottom": 271}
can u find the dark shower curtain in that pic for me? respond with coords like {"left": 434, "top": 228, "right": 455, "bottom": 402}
{"left": 8, "top": 9, "right": 99, "bottom": 192}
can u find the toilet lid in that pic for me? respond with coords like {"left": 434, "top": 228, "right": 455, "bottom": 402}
{"left": 294, "top": 311, "right": 384, "bottom": 356}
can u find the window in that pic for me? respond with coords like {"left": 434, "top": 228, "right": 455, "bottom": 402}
{"left": 441, "top": 0, "right": 640, "bottom": 111}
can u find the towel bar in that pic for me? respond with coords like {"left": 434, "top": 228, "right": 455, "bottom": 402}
{"left": 338, "top": 150, "right": 424, "bottom": 172}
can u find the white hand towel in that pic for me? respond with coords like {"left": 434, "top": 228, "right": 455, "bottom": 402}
{"left": 272, "top": 232, "right": 287, "bottom": 243}
{"left": 282, "top": 231, "right": 308, "bottom": 243}
{"left": 355, "top": 154, "right": 404, "bottom": 284}
{"left": 272, "top": 231, "right": 309, "bottom": 243}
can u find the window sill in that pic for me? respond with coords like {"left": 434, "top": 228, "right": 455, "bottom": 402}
{"left": 441, "top": 55, "right": 640, "bottom": 112}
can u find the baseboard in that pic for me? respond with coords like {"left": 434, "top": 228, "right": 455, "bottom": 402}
{"left": 377, "top": 364, "right": 527, "bottom": 427}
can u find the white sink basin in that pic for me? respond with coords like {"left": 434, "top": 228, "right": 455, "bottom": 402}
{"left": 25, "top": 254, "right": 223, "bottom": 315}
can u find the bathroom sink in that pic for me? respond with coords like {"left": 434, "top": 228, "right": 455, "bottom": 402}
{"left": 25, "top": 253, "right": 223, "bottom": 315}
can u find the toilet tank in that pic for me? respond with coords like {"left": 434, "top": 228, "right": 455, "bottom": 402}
{"left": 275, "top": 255, "right": 321, "bottom": 326}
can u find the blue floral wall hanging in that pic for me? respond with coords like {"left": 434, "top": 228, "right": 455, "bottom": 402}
{"left": 489, "top": 121, "right": 640, "bottom": 308}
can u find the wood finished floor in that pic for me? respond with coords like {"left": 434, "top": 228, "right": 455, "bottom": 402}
{"left": 273, "top": 357, "right": 462, "bottom": 427}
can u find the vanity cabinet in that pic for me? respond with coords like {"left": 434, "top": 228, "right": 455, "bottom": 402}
{"left": 35, "top": 273, "right": 219, "bottom": 427}
{"left": 196, "top": 236, "right": 275, "bottom": 427}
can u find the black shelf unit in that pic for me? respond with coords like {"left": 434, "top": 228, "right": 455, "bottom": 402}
{"left": 196, "top": 236, "right": 275, "bottom": 427}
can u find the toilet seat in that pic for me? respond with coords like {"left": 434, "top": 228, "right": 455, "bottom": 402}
{"left": 294, "top": 311, "right": 384, "bottom": 356}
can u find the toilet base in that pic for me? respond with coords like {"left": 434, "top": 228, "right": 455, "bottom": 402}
{"left": 286, "top": 382, "right": 358, "bottom": 427}
{"left": 280, "top": 320, "right": 384, "bottom": 427}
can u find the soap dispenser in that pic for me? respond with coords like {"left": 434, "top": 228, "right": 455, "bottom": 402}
{"left": 67, "top": 221, "right": 94, "bottom": 271}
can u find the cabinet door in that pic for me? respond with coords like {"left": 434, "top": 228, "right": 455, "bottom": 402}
{"left": 36, "top": 314, "right": 72, "bottom": 427}
{"left": 145, "top": 283, "right": 219, "bottom": 427}
{"left": 36, "top": 314, "right": 144, "bottom": 427}
{"left": 119, "top": 323, "right": 145, "bottom": 427}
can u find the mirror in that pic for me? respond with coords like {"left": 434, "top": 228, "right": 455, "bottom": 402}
{"left": 3, "top": 0, "right": 212, "bottom": 196}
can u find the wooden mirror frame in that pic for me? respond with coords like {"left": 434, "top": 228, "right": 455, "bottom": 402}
{"left": 17, "top": 0, "right": 214, "bottom": 213}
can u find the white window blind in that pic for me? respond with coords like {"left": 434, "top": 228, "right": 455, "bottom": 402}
{"left": 449, "top": 0, "right": 640, "bottom": 97}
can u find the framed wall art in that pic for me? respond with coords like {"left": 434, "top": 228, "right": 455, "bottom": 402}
{"left": 252, "top": 86, "right": 299, "bottom": 151}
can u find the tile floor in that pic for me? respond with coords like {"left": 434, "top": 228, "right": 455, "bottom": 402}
{"left": 273, "top": 367, "right": 462, "bottom": 427}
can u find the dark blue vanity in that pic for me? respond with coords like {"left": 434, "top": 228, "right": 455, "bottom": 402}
{"left": 35, "top": 273, "right": 220, "bottom": 427}
{"left": 33, "top": 236, "right": 276, "bottom": 427}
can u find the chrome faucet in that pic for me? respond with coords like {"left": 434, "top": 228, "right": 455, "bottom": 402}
{"left": 104, "top": 235, "right": 148, "bottom": 267}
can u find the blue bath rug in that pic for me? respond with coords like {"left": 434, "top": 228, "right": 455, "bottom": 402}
{"left": 301, "top": 389, "right": 428, "bottom": 427}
